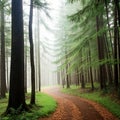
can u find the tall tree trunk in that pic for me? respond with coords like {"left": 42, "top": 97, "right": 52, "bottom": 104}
{"left": 105, "top": 0, "right": 113, "bottom": 54}
{"left": 6, "top": 0, "right": 27, "bottom": 112}
{"left": 57, "top": 71, "right": 61, "bottom": 85}
{"left": 37, "top": 8, "right": 41, "bottom": 91}
{"left": 66, "top": 64, "right": 70, "bottom": 88}
{"left": 65, "top": 48, "right": 70, "bottom": 88}
{"left": 6, "top": 52, "right": 9, "bottom": 91}
{"left": 96, "top": 14, "right": 106, "bottom": 90}
{"left": 88, "top": 41, "right": 94, "bottom": 90}
{"left": 24, "top": 44, "right": 27, "bottom": 93}
{"left": 0, "top": 2, "right": 6, "bottom": 98}
{"left": 114, "top": 0, "right": 120, "bottom": 87}
{"left": 24, "top": 27, "right": 28, "bottom": 93}
{"left": 76, "top": 69, "right": 80, "bottom": 86}
{"left": 34, "top": 18, "right": 38, "bottom": 91}
{"left": 29, "top": 0, "right": 35, "bottom": 105}
{"left": 113, "top": 2, "right": 119, "bottom": 89}
{"left": 81, "top": 73, "right": 85, "bottom": 89}
{"left": 62, "top": 70, "right": 65, "bottom": 88}
{"left": 0, "top": 41, "right": 1, "bottom": 96}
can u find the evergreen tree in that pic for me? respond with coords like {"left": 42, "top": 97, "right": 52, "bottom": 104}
{"left": 6, "top": 0, "right": 27, "bottom": 113}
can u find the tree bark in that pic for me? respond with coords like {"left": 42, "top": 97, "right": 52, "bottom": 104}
{"left": 6, "top": 0, "right": 27, "bottom": 112}
{"left": 37, "top": 8, "right": 41, "bottom": 91}
{"left": 114, "top": 0, "right": 120, "bottom": 87}
{"left": 29, "top": 0, "right": 35, "bottom": 104}
{"left": 0, "top": 1, "right": 6, "bottom": 98}
{"left": 96, "top": 15, "right": 106, "bottom": 90}
{"left": 113, "top": 2, "right": 119, "bottom": 88}
{"left": 88, "top": 41, "right": 94, "bottom": 90}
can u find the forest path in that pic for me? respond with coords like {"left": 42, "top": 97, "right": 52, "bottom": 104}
{"left": 39, "top": 87, "right": 118, "bottom": 120}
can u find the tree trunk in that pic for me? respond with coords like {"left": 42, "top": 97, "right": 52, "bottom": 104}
{"left": 113, "top": 2, "right": 119, "bottom": 89}
{"left": 6, "top": 52, "right": 9, "bottom": 91}
{"left": 62, "top": 70, "right": 65, "bottom": 88}
{"left": 0, "top": 2, "right": 6, "bottom": 98}
{"left": 66, "top": 64, "right": 70, "bottom": 88}
{"left": 29, "top": 0, "right": 35, "bottom": 105}
{"left": 24, "top": 46, "right": 27, "bottom": 93}
{"left": 37, "top": 8, "right": 41, "bottom": 91}
{"left": 6, "top": 0, "right": 27, "bottom": 113}
{"left": 76, "top": 69, "right": 80, "bottom": 86}
{"left": 81, "top": 74, "right": 85, "bottom": 89}
{"left": 114, "top": 0, "right": 120, "bottom": 88}
{"left": 96, "top": 14, "right": 106, "bottom": 90}
{"left": 88, "top": 41, "right": 94, "bottom": 90}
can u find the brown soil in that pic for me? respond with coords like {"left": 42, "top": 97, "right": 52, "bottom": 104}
{"left": 39, "top": 87, "right": 119, "bottom": 120}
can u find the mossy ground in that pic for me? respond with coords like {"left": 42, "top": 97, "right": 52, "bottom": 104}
{"left": 0, "top": 92, "right": 57, "bottom": 120}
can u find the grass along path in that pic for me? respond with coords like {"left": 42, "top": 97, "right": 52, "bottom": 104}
{"left": 0, "top": 93, "right": 57, "bottom": 120}
{"left": 62, "top": 86, "right": 120, "bottom": 119}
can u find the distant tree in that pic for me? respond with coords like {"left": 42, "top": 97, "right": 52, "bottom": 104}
{"left": 24, "top": 26, "right": 28, "bottom": 93}
{"left": 6, "top": 0, "right": 27, "bottom": 113}
{"left": 56, "top": 0, "right": 120, "bottom": 93}
{"left": 37, "top": 8, "right": 41, "bottom": 91}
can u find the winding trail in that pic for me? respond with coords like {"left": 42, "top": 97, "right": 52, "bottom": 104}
{"left": 39, "top": 87, "right": 118, "bottom": 120}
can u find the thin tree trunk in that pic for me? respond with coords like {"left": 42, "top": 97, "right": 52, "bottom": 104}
{"left": 6, "top": 52, "right": 9, "bottom": 92}
{"left": 34, "top": 9, "right": 38, "bottom": 91}
{"left": 66, "top": 65, "right": 70, "bottom": 88}
{"left": 65, "top": 49, "right": 70, "bottom": 88}
{"left": 88, "top": 41, "right": 94, "bottom": 90}
{"left": 80, "top": 51, "right": 85, "bottom": 89}
{"left": 81, "top": 73, "right": 85, "bottom": 88}
{"left": 76, "top": 69, "right": 80, "bottom": 86}
{"left": 37, "top": 8, "right": 41, "bottom": 91}
{"left": 0, "top": 2, "right": 6, "bottom": 98}
{"left": 104, "top": 0, "right": 113, "bottom": 54}
{"left": 24, "top": 45, "right": 27, "bottom": 93}
{"left": 62, "top": 70, "right": 65, "bottom": 88}
{"left": 113, "top": 2, "right": 119, "bottom": 89}
{"left": 29, "top": 0, "right": 35, "bottom": 104}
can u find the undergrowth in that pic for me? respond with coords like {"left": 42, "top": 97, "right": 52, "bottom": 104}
{"left": 0, "top": 93, "right": 57, "bottom": 120}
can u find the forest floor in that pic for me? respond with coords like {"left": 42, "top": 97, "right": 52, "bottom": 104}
{"left": 39, "top": 87, "right": 119, "bottom": 120}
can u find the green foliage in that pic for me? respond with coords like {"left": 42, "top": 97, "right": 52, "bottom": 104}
{"left": 62, "top": 85, "right": 120, "bottom": 119}
{"left": 55, "top": 0, "right": 116, "bottom": 79}
{"left": 0, "top": 93, "right": 57, "bottom": 120}
{"left": 0, "top": 98, "right": 8, "bottom": 115}
{"left": 33, "top": 0, "right": 48, "bottom": 9}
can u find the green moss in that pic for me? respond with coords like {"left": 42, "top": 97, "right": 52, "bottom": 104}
{"left": 0, "top": 92, "right": 57, "bottom": 120}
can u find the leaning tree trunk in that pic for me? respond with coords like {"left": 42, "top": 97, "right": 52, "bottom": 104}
{"left": 0, "top": 2, "right": 6, "bottom": 98}
{"left": 6, "top": 0, "right": 27, "bottom": 113}
{"left": 29, "top": 0, "right": 35, "bottom": 105}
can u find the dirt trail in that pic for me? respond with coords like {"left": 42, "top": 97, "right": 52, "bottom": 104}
{"left": 39, "top": 87, "right": 118, "bottom": 120}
